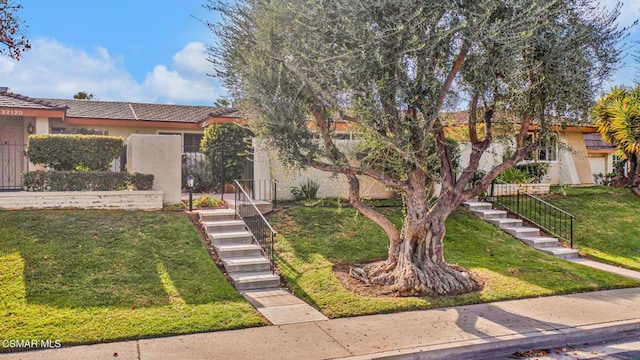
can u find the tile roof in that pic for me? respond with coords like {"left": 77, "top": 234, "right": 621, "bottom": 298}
{"left": 0, "top": 92, "right": 65, "bottom": 111}
{"left": 37, "top": 98, "right": 240, "bottom": 123}
{"left": 584, "top": 132, "right": 616, "bottom": 151}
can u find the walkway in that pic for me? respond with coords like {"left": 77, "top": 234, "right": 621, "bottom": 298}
{"left": 3, "top": 288, "right": 640, "bottom": 360}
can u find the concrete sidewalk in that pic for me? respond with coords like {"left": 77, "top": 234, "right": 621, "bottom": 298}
{"left": 2, "top": 287, "right": 640, "bottom": 360}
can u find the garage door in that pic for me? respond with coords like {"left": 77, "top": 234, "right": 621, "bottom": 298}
{"left": 589, "top": 157, "right": 606, "bottom": 177}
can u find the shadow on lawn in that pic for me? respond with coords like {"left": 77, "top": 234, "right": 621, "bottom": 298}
{"left": 0, "top": 210, "right": 240, "bottom": 309}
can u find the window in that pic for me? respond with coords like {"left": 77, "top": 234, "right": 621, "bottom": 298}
{"left": 158, "top": 132, "right": 203, "bottom": 153}
{"left": 537, "top": 136, "right": 557, "bottom": 161}
{"left": 524, "top": 133, "right": 557, "bottom": 162}
{"left": 183, "top": 133, "right": 203, "bottom": 153}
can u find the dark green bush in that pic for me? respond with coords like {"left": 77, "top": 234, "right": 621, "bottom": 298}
{"left": 23, "top": 171, "right": 154, "bottom": 191}
{"left": 129, "top": 173, "right": 154, "bottom": 191}
{"left": 514, "top": 163, "right": 550, "bottom": 183}
{"left": 27, "top": 134, "right": 124, "bottom": 171}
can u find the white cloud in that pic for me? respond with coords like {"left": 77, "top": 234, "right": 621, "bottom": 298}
{"left": 0, "top": 38, "right": 224, "bottom": 104}
{"left": 141, "top": 42, "right": 221, "bottom": 104}
{"left": 172, "top": 42, "right": 213, "bottom": 76}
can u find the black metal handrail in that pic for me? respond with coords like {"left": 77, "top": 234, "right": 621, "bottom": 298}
{"left": 234, "top": 178, "right": 277, "bottom": 208}
{"left": 233, "top": 179, "right": 276, "bottom": 273}
{"left": 487, "top": 180, "right": 575, "bottom": 248}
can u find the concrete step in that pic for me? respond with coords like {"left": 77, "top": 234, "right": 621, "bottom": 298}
{"left": 541, "top": 246, "right": 580, "bottom": 260}
{"left": 487, "top": 218, "right": 523, "bottom": 229}
{"left": 204, "top": 220, "right": 246, "bottom": 233}
{"left": 223, "top": 256, "right": 272, "bottom": 273}
{"left": 471, "top": 209, "right": 507, "bottom": 220}
{"left": 214, "top": 243, "right": 263, "bottom": 258}
{"left": 230, "top": 271, "right": 280, "bottom": 291}
{"left": 227, "top": 200, "right": 274, "bottom": 215}
{"left": 199, "top": 209, "right": 236, "bottom": 222}
{"left": 517, "top": 235, "right": 559, "bottom": 249}
{"left": 503, "top": 226, "right": 540, "bottom": 238}
{"left": 463, "top": 201, "right": 493, "bottom": 211}
{"left": 209, "top": 231, "right": 254, "bottom": 245}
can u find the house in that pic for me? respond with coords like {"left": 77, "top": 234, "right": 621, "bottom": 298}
{"left": 584, "top": 132, "right": 618, "bottom": 180}
{"left": 0, "top": 88, "right": 242, "bottom": 190}
{"left": 0, "top": 88, "right": 617, "bottom": 198}
{"left": 447, "top": 110, "right": 611, "bottom": 187}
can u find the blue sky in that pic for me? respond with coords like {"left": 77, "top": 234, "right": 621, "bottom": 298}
{"left": 1, "top": 1, "right": 639, "bottom": 105}
{"left": 1, "top": 1, "right": 223, "bottom": 104}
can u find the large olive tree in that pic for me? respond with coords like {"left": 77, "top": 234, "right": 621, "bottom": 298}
{"left": 207, "top": 0, "right": 624, "bottom": 296}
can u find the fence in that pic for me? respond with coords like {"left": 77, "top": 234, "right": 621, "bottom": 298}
{"left": 181, "top": 145, "right": 225, "bottom": 194}
{"left": 488, "top": 180, "right": 575, "bottom": 247}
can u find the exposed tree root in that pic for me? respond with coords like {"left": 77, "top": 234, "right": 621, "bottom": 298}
{"left": 364, "top": 260, "right": 480, "bottom": 297}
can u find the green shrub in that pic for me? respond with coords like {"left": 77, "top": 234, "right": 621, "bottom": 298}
{"left": 497, "top": 168, "right": 529, "bottom": 184}
{"left": 129, "top": 173, "right": 154, "bottom": 190}
{"left": 27, "top": 134, "right": 124, "bottom": 171}
{"left": 290, "top": 179, "right": 320, "bottom": 201}
{"left": 193, "top": 194, "right": 226, "bottom": 208}
{"left": 515, "top": 163, "right": 549, "bottom": 182}
{"left": 23, "top": 171, "right": 154, "bottom": 191}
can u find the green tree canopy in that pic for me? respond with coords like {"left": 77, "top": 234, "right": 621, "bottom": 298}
{"left": 73, "top": 91, "right": 95, "bottom": 100}
{"left": 593, "top": 85, "right": 640, "bottom": 186}
{"left": 209, "top": 0, "right": 625, "bottom": 296}
{"left": 199, "top": 123, "right": 251, "bottom": 182}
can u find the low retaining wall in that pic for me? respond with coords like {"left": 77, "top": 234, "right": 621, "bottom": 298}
{"left": 493, "top": 183, "right": 551, "bottom": 196}
{"left": 0, "top": 191, "right": 164, "bottom": 210}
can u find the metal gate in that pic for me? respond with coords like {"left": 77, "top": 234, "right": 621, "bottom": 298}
{"left": 181, "top": 144, "right": 225, "bottom": 194}
{"left": 0, "top": 142, "right": 27, "bottom": 190}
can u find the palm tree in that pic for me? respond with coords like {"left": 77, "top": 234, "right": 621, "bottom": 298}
{"left": 593, "top": 86, "right": 640, "bottom": 186}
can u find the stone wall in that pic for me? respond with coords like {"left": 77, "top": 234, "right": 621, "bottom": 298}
{"left": 0, "top": 191, "right": 163, "bottom": 210}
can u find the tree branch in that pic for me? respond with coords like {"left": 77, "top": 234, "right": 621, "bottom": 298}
{"left": 430, "top": 40, "right": 469, "bottom": 128}
{"left": 309, "top": 159, "right": 409, "bottom": 192}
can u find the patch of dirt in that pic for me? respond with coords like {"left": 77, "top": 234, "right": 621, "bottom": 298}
{"left": 333, "top": 261, "right": 400, "bottom": 297}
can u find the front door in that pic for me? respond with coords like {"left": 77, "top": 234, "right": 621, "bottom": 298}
{"left": 0, "top": 122, "right": 26, "bottom": 190}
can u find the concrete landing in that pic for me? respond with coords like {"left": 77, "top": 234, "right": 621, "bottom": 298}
{"left": 242, "top": 289, "right": 328, "bottom": 325}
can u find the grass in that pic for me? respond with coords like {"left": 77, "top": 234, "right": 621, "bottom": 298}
{"left": 542, "top": 186, "right": 640, "bottom": 271}
{"left": 0, "top": 210, "right": 265, "bottom": 349}
{"left": 270, "top": 205, "right": 638, "bottom": 318}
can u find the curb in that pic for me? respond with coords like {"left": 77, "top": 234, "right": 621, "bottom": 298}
{"left": 336, "top": 319, "right": 640, "bottom": 360}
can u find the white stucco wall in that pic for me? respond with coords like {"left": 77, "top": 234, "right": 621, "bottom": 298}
{"left": 458, "top": 133, "right": 593, "bottom": 186}
{"left": 253, "top": 139, "right": 394, "bottom": 200}
{"left": 127, "top": 134, "right": 181, "bottom": 204}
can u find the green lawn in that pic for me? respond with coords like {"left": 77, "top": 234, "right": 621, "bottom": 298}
{"left": 270, "top": 205, "right": 638, "bottom": 318}
{"left": 0, "top": 210, "right": 265, "bottom": 349}
{"left": 543, "top": 186, "right": 640, "bottom": 270}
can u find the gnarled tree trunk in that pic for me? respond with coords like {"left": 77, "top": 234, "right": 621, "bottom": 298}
{"left": 367, "top": 174, "right": 480, "bottom": 297}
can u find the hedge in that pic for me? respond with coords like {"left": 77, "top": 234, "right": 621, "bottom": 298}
{"left": 27, "top": 134, "right": 124, "bottom": 171}
{"left": 23, "top": 171, "right": 154, "bottom": 192}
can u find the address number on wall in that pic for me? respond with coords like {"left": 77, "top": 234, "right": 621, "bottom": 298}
{"left": 0, "top": 109, "right": 24, "bottom": 116}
